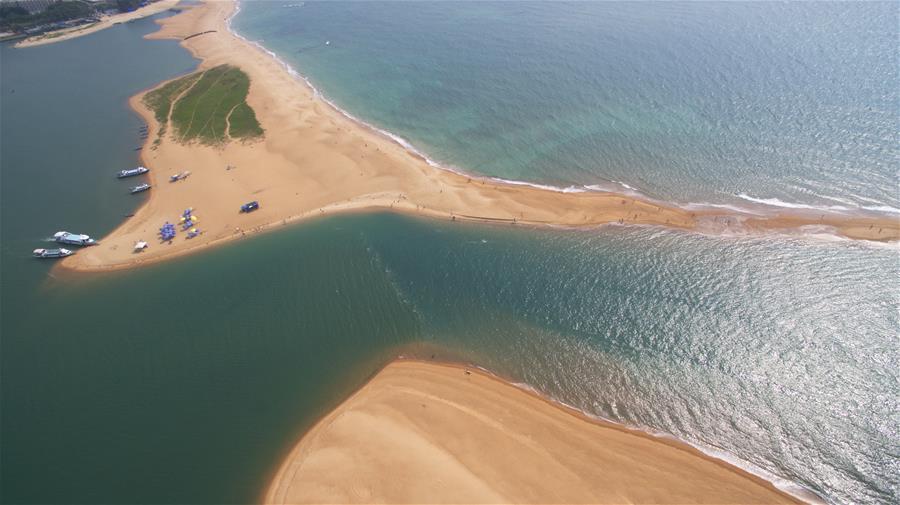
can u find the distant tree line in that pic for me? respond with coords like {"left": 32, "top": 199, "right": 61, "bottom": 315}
{"left": 0, "top": 0, "right": 148, "bottom": 32}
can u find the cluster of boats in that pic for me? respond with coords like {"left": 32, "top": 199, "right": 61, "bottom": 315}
{"left": 32, "top": 231, "right": 98, "bottom": 259}
{"left": 135, "top": 125, "right": 148, "bottom": 150}
{"left": 35, "top": 127, "right": 147, "bottom": 259}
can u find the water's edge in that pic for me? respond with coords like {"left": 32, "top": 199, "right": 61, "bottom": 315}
{"left": 226, "top": 1, "right": 899, "bottom": 226}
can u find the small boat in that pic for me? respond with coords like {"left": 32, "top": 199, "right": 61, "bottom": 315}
{"left": 240, "top": 201, "right": 260, "bottom": 213}
{"left": 54, "top": 231, "right": 97, "bottom": 246}
{"left": 130, "top": 183, "right": 151, "bottom": 194}
{"left": 33, "top": 248, "right": 73, "bottom": 259}
{"left": 133, "top": 147, "right": 143, "bottom": 151}
{"left": 169, "top": 171, "right": 191, "bottom": 182}
{"left": 117, "top": 166, "right": 149, "bottom": 178}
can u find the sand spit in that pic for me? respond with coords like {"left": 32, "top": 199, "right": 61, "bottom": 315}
{"left": 61, "top": 0, "right": 899, "bottom": 271}
{"left": 264, "top": 360, "right": 805, "bottom": 504}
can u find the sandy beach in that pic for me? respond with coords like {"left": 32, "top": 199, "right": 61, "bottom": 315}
{"left": 264, "top": 360, "right": 804, "bottom": 504}
{"left": 61, "top": 0, "right": 899, "bottom": 271}
{"left": 14, "top": 0, "right": 180, "bottom": 49}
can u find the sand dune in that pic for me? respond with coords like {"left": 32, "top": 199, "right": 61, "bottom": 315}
{"left": 61, "top": 0, "right": 898, "bottom": 271}
{"left": 264, "top": 360, "right": 804, "bottom": 504}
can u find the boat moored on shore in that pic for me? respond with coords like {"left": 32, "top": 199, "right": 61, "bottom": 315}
{"left": 130, "top": 183, "right": 151, "bottom": 194}
{"left": 33, "top": 248, "right": 73, "bottom": 259}
{"left": 117, "top": 166, "right": 149, "bottom": 178}
{"left": 54, "top": 231, "right": 97, "bottom": 246}
{"left": 170, "top": 171, "right": 191, "bottom": 182}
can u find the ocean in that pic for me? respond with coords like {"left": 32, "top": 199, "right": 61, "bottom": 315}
{"left": 233, "top": 1, "right": 899, "bottom": 216}
{"left": 1, "top": 3, "right": 898, "bottom": 504}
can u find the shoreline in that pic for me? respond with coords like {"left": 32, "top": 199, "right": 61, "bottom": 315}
{"left": 263, "top": 358, "right": 811, "bottom": 504}
{"left": 14, "top": 0, "right": 181, "bottom": 49}
{"left": 229, "top": 5, "right": 900, "bottom": 221}
{"left": 60, "top": 0, "right": 899, "bottom": 272}
{"left": 410, "top": 357, "right": 822, "bottom": 504}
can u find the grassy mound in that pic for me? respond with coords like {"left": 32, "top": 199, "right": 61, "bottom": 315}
{"left": 143, "top": 72, "right": 201, "bottom": 137}
{"left": 142, "top": 64, "right": 263, "bottom": 144}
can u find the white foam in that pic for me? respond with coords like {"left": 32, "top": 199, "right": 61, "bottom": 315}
{"left": 488, "top": 177, "right": 586, "bottom": 193}
{"left": 683, "top": 201, "right": 762, "bottom": 214}
{"left": 736, "top": 193, "right": 900, "bottom": 215}
{"left": 226, "top": 1, "right": 899, "bottom": 237}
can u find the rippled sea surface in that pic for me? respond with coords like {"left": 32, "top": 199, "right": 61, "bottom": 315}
{"left": 235, "top": 1, "right": 899, "bottom": 215}
{"left": 1, "top": 4, "right": 898, "bottom": 505}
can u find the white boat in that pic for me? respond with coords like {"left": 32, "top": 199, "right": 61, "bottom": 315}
{"left": 117, "top": 166, "right": 149, "bottom": 178}
{"left": 54, "top": 231, "right": 97, "bottom": 246}
{"left": 130, "top": 183, "right": 151, "bottom": 194}
{"left": 33, "top": 248, "right": 73, "bottom": 258}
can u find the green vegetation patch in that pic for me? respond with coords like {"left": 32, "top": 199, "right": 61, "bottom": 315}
{"left": 142, "top": 72, "right": 202, "bottom": 135}
{"left": 226, "top": 102, "right": 264, "bottom": 139}
{"left": 142, "top": 64, "right": 263, "bottom": 145}
{"left": 171, "top": 64, "right": 264, "bottom": 143}
{"left": 1, "top": 1, "right": 94, "bottom": 32}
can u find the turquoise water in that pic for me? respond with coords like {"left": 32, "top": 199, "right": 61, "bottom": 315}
{"left": 234, "top": 1, "right": 899, "bottom": 215}
{"left": 1, "top": 4, "right": 899, "bottom": 505}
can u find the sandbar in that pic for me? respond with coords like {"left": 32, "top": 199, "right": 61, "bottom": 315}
{"left": 61, "top": 0, "right": 899, "bottom": 272}
{"left": 264, "top": 360, "right": 805, "bottom": 504}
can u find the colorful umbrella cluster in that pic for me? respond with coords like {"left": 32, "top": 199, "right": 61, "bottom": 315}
{"left": 179, "top": 208, "right": 201, "bottom": 238}
{"left": 159, "top": 222, "right": 176, "bottom": 241}
{"left": 179, "top": 208, "right": 199, "bottom": 230}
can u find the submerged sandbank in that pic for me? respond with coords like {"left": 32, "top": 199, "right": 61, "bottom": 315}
{"left": 60, "top": 0, "right": 898, "bottom": 271}
{"left": 264, "top": 360, "right": 804, "bottom": 504}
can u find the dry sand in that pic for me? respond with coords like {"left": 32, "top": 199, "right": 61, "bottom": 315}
{"left": 14, "top": 0, "right": 181, "bottom": 48}
{"left": 264, "top": 360, "right": 804, "bottom": 504}
{"left": 62, "top": 0, "right": 899, "bottom": 271}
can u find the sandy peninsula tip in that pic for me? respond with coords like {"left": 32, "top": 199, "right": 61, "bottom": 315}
{"left": 263, "top": 360, "right": 805, "bottom": 505}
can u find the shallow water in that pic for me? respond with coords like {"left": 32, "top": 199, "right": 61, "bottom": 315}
{"left": 234, "top": 1, "right": 899, "bottom": 215}
{"left": 1, "top": 5, "right": 898, "bottom": 505}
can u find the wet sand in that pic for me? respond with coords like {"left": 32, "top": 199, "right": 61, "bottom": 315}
{"left": 264, "top": 360, "right": 805, "bottom": 504}
{"left": 61, "top": 0, "right": 899, "bottom": 271}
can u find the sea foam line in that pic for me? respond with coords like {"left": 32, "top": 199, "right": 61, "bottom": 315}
{"left": 736, "top": 193, "right": 900, "bottom": 215}
{"left": 225, "top": 1, "right": 899, "bottom": 226}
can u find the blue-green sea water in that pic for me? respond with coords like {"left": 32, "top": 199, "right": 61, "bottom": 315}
{"left": 1, "top": 3, "right": 898, "bottom": 505}
{"left": 234, "top": 1, "right": 899, "bottom": 216}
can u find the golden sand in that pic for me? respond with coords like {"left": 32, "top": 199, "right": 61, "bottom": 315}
{"left": 61, "top": 0, "right": 898, "bottom": 271}
{"left": 264, "top": 360, "right": 804, "bottom": 504}
{"left": 14, "top": 0, "right": 181, "bottom": 48}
